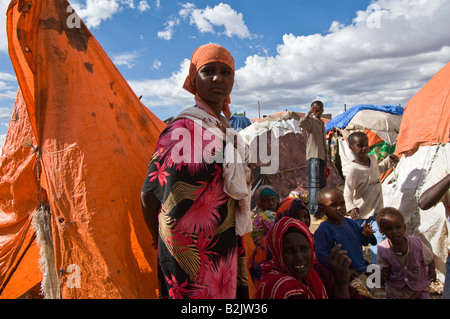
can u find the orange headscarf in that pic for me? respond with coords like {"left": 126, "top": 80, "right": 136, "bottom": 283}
{"left": 182, "top": 44, "right": 235, "bottom": 120}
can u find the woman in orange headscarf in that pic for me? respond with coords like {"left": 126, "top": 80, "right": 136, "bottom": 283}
{"left": 141, "top": 44, "right": 252, "bottom": 299}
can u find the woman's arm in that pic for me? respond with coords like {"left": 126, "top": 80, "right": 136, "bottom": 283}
{"left": 141, "top": 191, "right": 161, "bottom": 248}
{"left": 327, "top": 244, "right": 351, "bottom": 299}
{"left": 418, "top": 173, "right": 450, "bottom": 210}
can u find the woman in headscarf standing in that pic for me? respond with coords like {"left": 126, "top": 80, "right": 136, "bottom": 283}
{"left": 141, "top": 44, "right": 252, "bottom": 299}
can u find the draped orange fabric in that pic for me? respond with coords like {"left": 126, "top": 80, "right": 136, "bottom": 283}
{"left": 0, "top": 90, "right": 43, "bottom": 298}
{"left": 396, "top": 62, "right": 450, "bottom": 156}
{"left": 1, "top": 0, "right": 166, "bottom": 298}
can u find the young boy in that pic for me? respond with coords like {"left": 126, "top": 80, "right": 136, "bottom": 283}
{"left": 314, "top": 187, "right": 377, "bottom": 276}
{"left": 298, "top": 101, "right": 329, "bottom": 218}
{"left": 343, "top": 131, "right": 399, "bottom": 263}
{"left": 376, "top": 207, "right": 436, "bottom": 299}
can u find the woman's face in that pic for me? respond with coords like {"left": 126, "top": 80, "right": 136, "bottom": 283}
{"left": 261, "top": 195, "right": 278, "bottom": 211}
{"left": 283, "top": 232, "right": 312, "bottom": 282}
{"left": 194, "top": 62, "right": 234, "bottom": 110}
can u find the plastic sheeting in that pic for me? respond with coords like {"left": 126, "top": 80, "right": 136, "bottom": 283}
{"left": 382, "top": 62, "right": 450, "bottom": 282}
{"left": 325, "top": 104, "right": 404, "bottom": 133}
{"left": 229, "top": 115, "right": 252, "bottom": 132}
{"left": 383, "top": 144, "right": 449, "bottom": 282}
{"left": 1, "top": 0, "right": 166, "bottom": 298}
{"left": 346, "top": 109, "right": 402, "bottom": 146}
{"left": 395, "top": 62, "right": 450, "bottom": 156}
{"left": 0, "top": 90, "right": 43, "bottom": 298}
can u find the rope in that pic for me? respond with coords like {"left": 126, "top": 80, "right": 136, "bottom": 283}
{"left": 31, "top": 145, "right": 43, "bottom": 206}
{"left": 29, "top": 143, "right": 61, "bottom": 299}
{"left": 271, "top": 165, "right": 307, "bottom": 178}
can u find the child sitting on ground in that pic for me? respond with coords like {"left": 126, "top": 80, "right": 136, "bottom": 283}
{"left": 251, "top": 185, "right": 280, "bottom": 245}
{"left": 376, "top": 207, "right": 436, "bottom": 299}
{"left": 343, "top": 131, "right": 399, "bottom": 264}
{"left": 314, "top": 186, "right": 377, "bottom": 276}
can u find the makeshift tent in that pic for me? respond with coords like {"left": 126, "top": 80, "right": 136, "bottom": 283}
{"left": 382, "top": 62, "right": 450, "bottom": 282}
{"left": 1, "top": 0, "right": 167, "bottom": 298}
{"left": 239, "top": 111, "right": 343, "bottom": 208}
{"left": 325, "top": 105, "right": 404, "bottom": 178}
{"left": 229, "top": 115, "right": 252, "bottom": 132}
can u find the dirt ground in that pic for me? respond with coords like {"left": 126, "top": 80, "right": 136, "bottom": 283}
{"left": 309, "top": 216, "right": 444, "bottom": 299}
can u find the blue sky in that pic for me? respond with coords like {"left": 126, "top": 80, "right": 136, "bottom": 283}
{"left": 1, "top": 0, "right": 450, "bottom": 145}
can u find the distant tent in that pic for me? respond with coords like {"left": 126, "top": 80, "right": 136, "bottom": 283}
{"left": 382, "top": 62, "right": 450, "bottom": 282}
{"left": 325, "top": 105, "right": 404, "bottom": 178}
{"left": 239, "top": 111, "right": 343, "bottom": 209}
{"left": 252, "top": 111, "right": 306, "bottom": 123}
{"left": 229, "top": 115, "right": 252, "bottom": 132}
{"left": 325, "top": 104, "right": 404, "bottom": 134}
{"left": 0, "top": 0, "right": 166, "bottom": 299}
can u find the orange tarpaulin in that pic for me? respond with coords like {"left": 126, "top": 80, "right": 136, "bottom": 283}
{"left": 1, "top": 0, "right": 166, "bottom": 298}
{"left": 395, "top": 62, "right": 450, "bottom": 156}
{"left": 0, "top": 90, "right": 43, "bottom": 298}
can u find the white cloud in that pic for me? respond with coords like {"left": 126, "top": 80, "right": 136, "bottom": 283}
{"left": 138, "top": 0, "right": 150, "bottom": 12}
{"left": 157, "top": 18, "right": 180, "bottom": 40}
{"left": 0, "top": 73, "right": 18, "bottom": 102}
{"left": 142, "top": 0, "right": 450, "bottom": 119}
{"left": 158, "top": 3, "right": 251, "bottom": 41}
{"left": 121, "top": 0, "right": 135, "bottom": 9}
{"left": 72, "top": 0, "right": 120, "bottom": 28}
{"left": 128, "top": 58, "right": 191, "bottom": 108}
{"left": 0, "top": 107, "right": 13, "bottom": 118}
{"left": 72, "top": 0, "right": 150, "bottom": 28}
{"left": 180, "top": 2, "right": 251, "bottom": 39}
{"left": 0, "top": 72, "right": 17, "bottom": 82}
{"left": 0, "top": 0, "right": 9, "bottom": 52}
{"left": 112, "top": 51, "right": 144, "bottom": 69}
{"left": 153, "top": 59, "right": 162, "bottom": 70}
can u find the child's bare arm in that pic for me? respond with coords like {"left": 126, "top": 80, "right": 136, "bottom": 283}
{"left": 378, "top": 154, "right": 399, "bottom": 173}
{"left": 362, "top": 222, "right": 377, "bottom": 245}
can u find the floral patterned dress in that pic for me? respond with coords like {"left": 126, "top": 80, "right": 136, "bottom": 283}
{"left": 142, "top": 116, "right": 249, "bottom": 299}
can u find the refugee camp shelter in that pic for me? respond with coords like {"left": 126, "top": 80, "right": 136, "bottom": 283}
{"left": 325, "top": 104, "right": 404, "bottom": 178}
{"left": 0, "top": 0, "right": 166, "bottom": 299}
{"left": 382, "top": 62, "right": 450, "bottom": 282}
{"left": 229, "top": 115, "right": 252, "bottom": 132}
{"left": 239, "top": 111, "right": 343, "bottom": 208}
